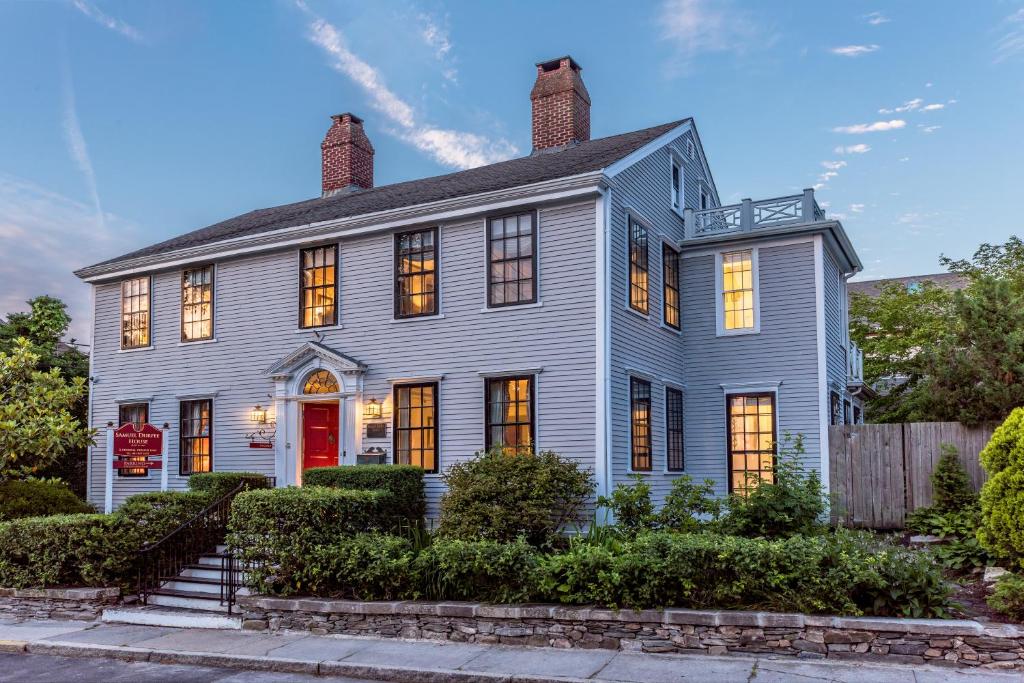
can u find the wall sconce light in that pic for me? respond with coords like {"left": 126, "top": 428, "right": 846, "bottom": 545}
{"left": 363, "top": 397, "right": 382, "bottom": 419}
{"left": 250, "top": 404, "right": 268, "bottom": 424}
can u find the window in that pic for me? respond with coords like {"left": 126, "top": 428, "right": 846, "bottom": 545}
{"left": 303, "top": 369, "right": 339, "bottom": 394}
{"left": 830, "top": 391, "right": 842, "bottom": 425}
{"left": 395, "top": 228, "right": 438, "bottom": 318}
{"left": 487, "top": 212, "right": 536, "bottom": 307}
{"left": 844, "top": 400, "right": 853, "bottom": 425}
{"left": 485, "top": 375, "right": 534, "bottom": 452}
{"left": 727, "top": 393, "right": 775, "bottom": 494}
{"left": 721, "top": 249, "right": 756, "bottom": 332}
{"left": 628, "top": 217, "right": 649, "bottom": 314}
{"left": 630, "top": 378, "right": 652, "bottom": 471}
{"left": 670, "top": 160, "right": 682, "bottom": 210}
{"left": 662, "top": 243, "right": 680, "bottom": 330}
{"left": 853, "top": 404, "right": 862, "bottom": 425}
{"left": 179, "top": 399, "right": 212, "bottom": 475}
{"left": 700, "top": 187, "right": 710, "bottom": 210}
{"left": 393, "top": 382, "right": 438, "bottom": 472}
{"left": 687, "top": 139, "right": 696, "bottom": 160}
{"left": 117, "top": 403, "right": 149, "bottom": 477}
{"left": 120, "top": 276, "right": 151, "bottom": 349}
{"left": 181, "top": 265, "right": 214, "bottom": 342}
{"left": 665, "top": 388, "right": 684, "bottom": 472}
{"left": 299, "top": 245, "right": 338, "bottom": 328}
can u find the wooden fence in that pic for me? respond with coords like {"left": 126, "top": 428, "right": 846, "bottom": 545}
{"left": 828, "top": 421, "right": 995, "bottom": 529}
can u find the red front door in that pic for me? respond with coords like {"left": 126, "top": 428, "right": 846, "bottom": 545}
{"left": 302, "top": 402, "right": 339, "bottom": 472}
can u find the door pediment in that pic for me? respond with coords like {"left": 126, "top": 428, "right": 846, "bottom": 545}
{"left": 264, "top": 341, "right": 366, "bottom": 380}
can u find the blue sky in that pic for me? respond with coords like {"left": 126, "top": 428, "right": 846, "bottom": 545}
{"left": 1, "top": 1, "right": 1022, "bottom": 342}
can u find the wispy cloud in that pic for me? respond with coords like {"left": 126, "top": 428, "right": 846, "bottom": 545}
{"left": 850, "top": 203, "right": 865, "bottom": 213}
{"left": 879, "top": 98, "right": 922, "bottom": 114}
{"left": 814, "top": 160, "right": 847, "bottom": 189}
{"left": 864, "top": 11, "right": 890, "bottom": 26}
{"left": 658, "top": 0, "right": 766, "bottom": 74}
{"left": 920, "top": 103, "right": 945, "bottom": 111}
{"left": 899, "top": 156, "right": 910, "bottom": 162}
{"left": 994, "top": 8, "right": 1024, "bottom": 63}
{"left": 919, "top": 124, "right": 942, "bottom": 134}
{"left": 832, "top": 120, "right": 906, "bottom": 134}
{"left": 300, "top": 7, "right": 516, "bottom": 169}
{"left": 0, "top": 175, "right": 136, "bottom": 342}
{"left": 61, "top": 64, "right": 105, "bottom": 234}
{"left": 417, "top": 12, "right": 457, "bottom": 83}
{"left": 834, "top": 143, "right": 871, "bottom": 154}
{"left": 830, "top": 44, "right": 880, "bottom": 57}
{"left": 70, "top": 0, "right": 143, "bottom": 42}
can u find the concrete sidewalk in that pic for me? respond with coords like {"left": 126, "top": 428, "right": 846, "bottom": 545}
{"left": 0, "top": 618, "right": 1019, "bottom": 683}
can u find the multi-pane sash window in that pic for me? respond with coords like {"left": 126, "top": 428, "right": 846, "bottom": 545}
{"left": 179, "top": 399, "right": 212, "bottom": 475}
{"left": 671, "top": 161, "right": 682, "bottom": 210}
{"left": 120, "top": 276, "right": 151, "bottom": 349}
{"left": 299, "top": 246, "right": 337, "bottom": 328}
{"left": 118, "top": 403, "right": 149, "bottom": 477}
{"left": 485, "top": 375, "right": 534, "bottom": 453}
{"left": 395, "top": 229, "right": 437, "bottom": 318}
{"left": 393, "top": 382, "right": 438, "bottom": 472}
{"left": 665, "top": 388, "right": 684, "bottom": 471}
{"left": 722, "top": 250, "right": 754, "bottom": 330}
{"left": 628, "top": 218, "right": 649, "bottom": 314}
{"left": 181, "top": 265, "right": 214, "bottom": 342}
{"left": 630, "top": 377, "right": 652, "bottom": 471}
{"left": 487, "top": 212, "right": 536, "bottom": 307}
{"left": 663, "top": 243, "right": 680, "bottom": 330}
{"left": 727, "top": 393, "right": 775, "bottom": 494}
{"left": 830, "top": 391, "right": 842, "bottom": 425}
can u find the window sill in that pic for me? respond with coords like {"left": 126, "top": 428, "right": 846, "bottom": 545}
{"left": 624, "top": 305, "right": 650, "bottom": 321}
{"left": 626, "top": 469, "right": 656, "bottom": 476}
{"left": 480, "top": 301, "right": 543, "bottom": 313}
{"left": 390, "top": 314, "right": 445, "bottom": 323}
{"left": 716, "top": 327, "right": 761, "bottom": 337}
{"left": 178, "top": 338, "right": 218, "bottom": 347}
{"left": 296, "top": 325, "right": 343, "bottom": 333}
{"left": 118, "top": 346, "right": 154, "bottom": 354}
{"left": 660, "top": 322, "right": 682, "bottom": 336}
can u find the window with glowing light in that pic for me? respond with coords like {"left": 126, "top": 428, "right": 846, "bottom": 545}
{"left": 393, "top": 382, "right": 438, "bottom": 472}
{"left": 628, "top": 218, "right": 649, "bottom": 314}
{"left": 484, "top": 375, "right": 534, "bottom": 453}
{"left": 662, "top": 243, "right": 680, "bottom": 330}
{"left": 179, "top": 399, "right": 212, "bottom": 475}
{"left": 727, "top": 393, "right": 775, "bottom": 494}
{"left": 181, "top": 265, "right": 214, "bottom": 342}
{"left": 120, "top": 276, "right": 151, "bottom": 349}
{"left": 395, "top": 228, "right": 437, "bottom": 318}
{"left": 118, "top": 402, "right": 149, "bottom": 477}
{"left": 630, "top": 377, "right": 652, "bottom": 471}
{"left": 665, "top": 387, "right": 684, "bottom": 472}
{"left": 303, "top": 369, "right": 339, "bottom": 394}
{"left": 487, "top": 212, "right": 536, "bottom": 307}
{"left": 722, "top": 250, "right": 755, "bottom": 330}
{"left": 299, "top": 245, "right": 337, "bottom": 328}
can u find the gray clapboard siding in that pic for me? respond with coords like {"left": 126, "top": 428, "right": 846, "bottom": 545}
{"left": 88, "top": 199, "right": 599, "bottom": 514}
{"left": 823, "top": 247, "right": 847, "bottom": 395}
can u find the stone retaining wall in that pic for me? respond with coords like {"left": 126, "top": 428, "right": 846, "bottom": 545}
{"left": 239, "top": 597, "right": 1024, "bottom": 671}
{"left": 0, "top": 588, "right": 120, "bottom": 621}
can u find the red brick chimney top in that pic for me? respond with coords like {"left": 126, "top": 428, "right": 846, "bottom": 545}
{"left": 321, "top": 113, "right": 374, "bottom": 196}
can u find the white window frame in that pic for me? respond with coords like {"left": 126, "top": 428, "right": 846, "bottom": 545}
{"left": 715, "top": 248, "right": 760, "bottom": 336}
{"left": 178, "top": 263, "right": 218, "bottom": 345}
{"left": 623, "top": 208, "right": 654, "bottom": 319}
{"left": 119, "top": 275, "right": 153, "bottom": 352}
{"left": 668, "top": 150, "right": 685, "bottom": 217}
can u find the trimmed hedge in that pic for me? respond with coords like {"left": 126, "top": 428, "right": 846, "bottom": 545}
{"left": 188, "top": 472, "right": 271, "bottom": 501}
{"left": 226, "top": 486, "right": 394, "bottom": 594}
{"left": 0, "top": 479, "right": 93, "bottom": 521}
{"left": 309, "top": 534, "right": 417, "bottom": 600}
{"left": 416, "top": 537, "right": 541, "bottom": 603}
{"left": 303, "top": 465, "right": 425, "bottom": 527}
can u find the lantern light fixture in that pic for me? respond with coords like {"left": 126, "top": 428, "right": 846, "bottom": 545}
{"left": 250, "top": 404, "right": 268, "bottom": 424}
{"left": 363, "top": 397, "right": 382, "bottom": 419}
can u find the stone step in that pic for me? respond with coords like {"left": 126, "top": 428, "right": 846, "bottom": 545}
{"left": 159, "top": 576, "right": 252, "bottom": 596}
{"left": 180, "top": 565, "right": 247, "bottom": 582}
{"left": 196, "top": 554, "right": 231, "bottom": 568}
{"left": 147, "top": 588, "right": 231, "bottom": 613}
{"left": 102, "top": 606, "right": 242, "bottom": 629}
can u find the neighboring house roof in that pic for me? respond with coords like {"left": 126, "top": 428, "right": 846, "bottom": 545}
{"left": 79, "top": 119, "right": 688, "bottom": 274}
{"left": 847, "top": 272, "right": 968, "bottom": 299}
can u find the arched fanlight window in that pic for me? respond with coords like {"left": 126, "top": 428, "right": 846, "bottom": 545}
{"left": 303, "top": 369, "right": 339, "bottom": 394}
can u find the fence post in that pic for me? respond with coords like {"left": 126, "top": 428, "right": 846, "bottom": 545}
{"left": 104, "top": 422, "right": 114, "bottom": 514}
{"left": 160, "top": 422, "right": 170, "bottom": 492}
{"left": 740, "top": 199, "right": 753, "bottom": 232}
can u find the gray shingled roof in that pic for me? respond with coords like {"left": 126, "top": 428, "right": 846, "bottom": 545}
{"left": 847, "top": 272, "right": 968, "bottom": 298}
{"left": 82, "top": 119, "right": 687, "bottom": 273}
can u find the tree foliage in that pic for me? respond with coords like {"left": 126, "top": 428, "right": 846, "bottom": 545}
{"left": 0, "top": 338, "right": 94, "bottom": 479}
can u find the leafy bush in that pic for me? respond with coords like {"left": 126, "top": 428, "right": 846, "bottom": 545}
{"left": 931, "top": 444, "right": 977, "bottom": 511}
{"left": 0, "top": 479, "right": 93, "bottom": 520}
{"left": 188, "top": 472, "right": 270, "bottom": 501}
{"left": 719, "top": 435, "right": 827, "bottom": 539}
{"left": 660, "top": 475, "right": 722, "bottom": 533}
{"left": 304, "top": 465, "right": 425, "bottom": 527}
{"left": 308, "top": 534, "right": 417, "bottom": 600}
{"left": 437, "top": 449, "right": 594, "bottom": 547}
{"left": 416, "top": 537, "right": 541, "bottom": 603}
{"left": 907, "top": 506, "right": 990, "bottom": 572}
{"left": 597, "top": 475, "right": 656, "bottom": 535}
{"left": 227, "top": 486, "right": 393, "bottom": 594}
{"left": 988, "top": 572, "right": 1024, "bottom": 621}
{"left": 978, "top": 408, "right": 1024, "bottom": 566}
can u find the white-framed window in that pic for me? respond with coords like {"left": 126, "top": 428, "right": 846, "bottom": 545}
{"left": 181, "top": 265, "right": 214, "bottom": 342}
{"left": 630, "top": 376, "right": 652, "bottom": 472}
{"left": 699, "top": 184, "right": 711, "bottom": 210}
{"left": 687, "top": 138, "right": 696, "bottom": 160}
{"left": 628, "top": 216, "right": 649, "bottom": 315}
{"left": 670, "top": 158, "right": 682, "bottom": 212}
{"left": 120, "top": 276, "right": 151, "bottom": 349}
{"left": 715, "top": 248, "right": 760, "bottom": 335}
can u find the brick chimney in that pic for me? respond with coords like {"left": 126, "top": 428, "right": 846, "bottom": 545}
{"left": 321, "top": 113, "right": 374, "bottom": 196}
{"left": 530, "top": 56, "right": 591, "bottom": 153}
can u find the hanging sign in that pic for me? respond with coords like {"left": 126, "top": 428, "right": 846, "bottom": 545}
{"left": 112, "top": 459, "right": 163, "bottom": 469}
{"left": 113, "top": 423, "right": 163, "bottom": 457}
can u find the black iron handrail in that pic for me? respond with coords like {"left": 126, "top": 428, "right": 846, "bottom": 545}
{"left": 137, "top": 476, "right": 274, "bottom": 611}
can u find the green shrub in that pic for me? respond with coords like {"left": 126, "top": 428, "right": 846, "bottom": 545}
{"left": 988, "top": 573, "right": 1024, "bottom": 621}
{"left": 0, "top": 479, "right": 93, "bottom": 520}
{"left": 931, "top": 444, "right": 977, "bottom": 511}
{"left": 416, "top": 537, "right": 541, "bottom": 603}
{"left": 308, "top": 534, "right": 417, "bottom": 600}
{"left": 597, "top": 475, "right": 656, "bottom": 535}
{"left": 188, "top": 471, "right": 270, "bottom": 501}
{"left": 979, "top": 408, "right": 1024, "bottom": 566}
{"left": 227, "top": 486, "right": 393, "bottom": 594}
{"left": 0, "top": 514, "right": 128, "bottom": 588}
{"left": 659, "top": 475, "right": 722, "bottom": 533}
{"left": 118, "top": 491, "right": 215, "bottom": 546}
{"left": 438, "top": 449, "right": 594, "bottom": 547}
{"left": 303, "top": 465, "right": 425, "bottom": 526}
{"left": 907, "top": 506, "right": 990, "bottom": 572}
{"left": 719, "top": 435, "right": 827, "bottom": 539}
